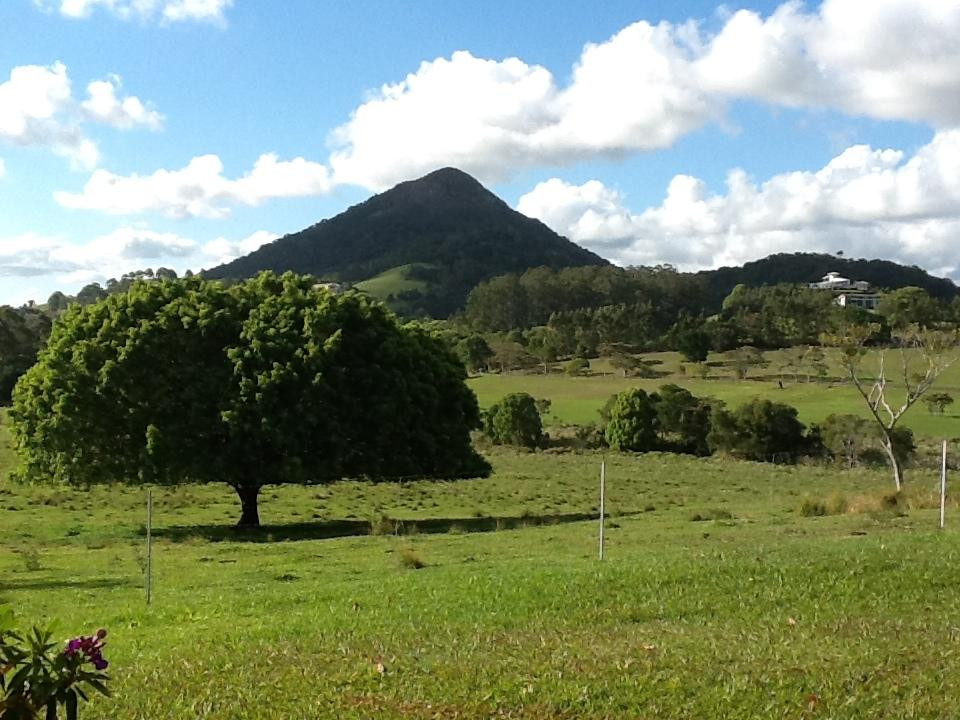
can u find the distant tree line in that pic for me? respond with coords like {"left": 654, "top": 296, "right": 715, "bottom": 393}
{"left": 460, "top": 264, "right": 960, "bottom": 367}
{"left": 485, "top": 387, "right": 917, "bottom": 472}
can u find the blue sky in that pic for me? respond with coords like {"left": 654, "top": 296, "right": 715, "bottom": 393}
{"left": 1, "top": 0, "right": 958, "bottom": 305}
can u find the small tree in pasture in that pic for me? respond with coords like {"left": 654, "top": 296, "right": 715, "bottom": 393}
{"left": 483, "top": 392, "right": 544, "bottom": 448}
{"left": 564, "top": 357, "right": 590, "bottom": 376}
{"left": 925, "top": 392, "right": 955, "bottom": 415}
{"left": 727, "top": 346, "right": 767, "bottom": 380}
{"left": 605, "top": 389, "right": 658, "bottom": 452}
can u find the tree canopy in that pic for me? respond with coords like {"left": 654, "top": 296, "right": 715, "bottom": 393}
{"left": 10, "top": 273, "right": 489, "bottom": 526}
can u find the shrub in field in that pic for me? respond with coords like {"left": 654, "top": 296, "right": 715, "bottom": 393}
{"left": 820, "top": 414, "right": 872, "bottom": 467}
{"left": 605, "top": 389, "right": 658, "bottom": 452}
{"left": 654, "top": 384, "right": 713, "bottom": 455}
{"left": 819, "top": 414, "right": 916, "bottom": 470}
{"left": 799, "top": 498, "right": 828, "bottom": 517}
{"left": 708, "top": 398, "right": 809, "bottom": 462}
{"left": 925, "top": 392, "right": 955, "bottom": 415}
{"left": 398, "top": 547, "right": 426, "bottom": 569}
{"left": 573, "top": 423, "right": 606, "bottom": 449}
{"left": 564, "top": 358, "right": 590, "bottom": 376}
{"left": 483, "top": 393, "right": 544, "bottom": 448}
{"left": 0, "top": 610, "right": 111, "bottom": 719}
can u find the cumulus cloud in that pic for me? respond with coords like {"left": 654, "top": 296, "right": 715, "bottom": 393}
{"left": 82, "top": 76, "right": 164, "bottom": 130}
{"left": 328, "top": 0, "right": 960, "bottom": 190}
{"left": 695, "top": 0, "right": 960, "bottom": 126}
{"left": 55, "top": 154, "right": 332, "bottom": 218}
{"left": 0, "top": 227, "right": 275, "bottom": 303}
{"left": 329, "top": 30, "right": 716, "bottom": 190}
{"left": 517, "top": 129, "right": 960, "bottom": 280}
{"left": 38, "top": 0, "right": 232, "bottom": 24}
{"left": 0, "top": 62, "right": 161, "bottom": 169}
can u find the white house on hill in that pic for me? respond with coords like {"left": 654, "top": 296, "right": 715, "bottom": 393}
{"left": 809, "top": 272, "right": 881, "bottom": 311}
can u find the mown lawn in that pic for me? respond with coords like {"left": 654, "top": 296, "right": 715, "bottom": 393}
{"left": 469, "top": 348, "right": 960, "bottom": 439}
{"left": 4, "top": 405, "right": 960, "bottom": 719}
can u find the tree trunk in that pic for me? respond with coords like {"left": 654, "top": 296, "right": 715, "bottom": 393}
{"left": 881, "top": 431, "right": 904, "bottom": 491}
{"left": 235, "top": 483, "right": 262, "bottom": 528}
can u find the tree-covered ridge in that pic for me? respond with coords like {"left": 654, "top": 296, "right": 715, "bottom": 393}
{"left": 461, "top": 262, "right": 960, "bottom": 359}
{"left": 203, "top": 167, "right": 608, "bottom": 316}
{"left": 698, "top": 252, "right": 959, "bottom": 308}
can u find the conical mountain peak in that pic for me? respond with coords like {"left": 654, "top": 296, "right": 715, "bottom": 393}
{"left": 205, "top": 168, "right": 607, "bottom": 316}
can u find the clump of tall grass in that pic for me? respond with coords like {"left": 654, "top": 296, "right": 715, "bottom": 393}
{"left": 398, "top": 547, "right": 426, "bottom": 570}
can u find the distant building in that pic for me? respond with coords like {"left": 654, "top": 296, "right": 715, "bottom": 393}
{"left": 809, "top": 272, "right": 881, "bottom": 311}
{"left": 312, "top": 281, "right": 349, "bottom": 294}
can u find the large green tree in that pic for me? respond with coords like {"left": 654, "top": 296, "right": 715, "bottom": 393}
{"left": 10, "top": 273, "right": 489, "bottom": 526}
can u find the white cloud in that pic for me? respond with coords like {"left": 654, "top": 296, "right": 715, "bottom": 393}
{"left": 38, "top": 0, "right": 232, "bottom": 24}
{"left": 201, "top": 230, "right": 276, "bottom": 266}
{"left": 55, "top": 154, "right": 332, "bottom": 218}
{"left": 329, "top": 0, "right": 960, "bottom": 190}
{"left": 82, "top": 76, "right": 164, "bottom": 130}
{"left": 517, "top": 129, "right": 960, "bottom": 281}
{"left": 0, "top": 61, "right": 97, "bottom": 169}
{"left": 0, "top": 158, "right": 5, "bottom": 178}
{"left": 0, "top": 62, "right": 161, "bottom": 169}
{"left": 0, "top": 227, "right": 275, "bottom": 304}
{"left": 329, "top": 31, "right": 715, "bottom": 190}
{"left": 695, "top": 0, "right": 960, "bottom": 126}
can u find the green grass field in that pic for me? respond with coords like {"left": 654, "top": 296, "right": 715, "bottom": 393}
{"left": 4, "top": 405, "right": 960, "bottom": 718}
{"left": 354, "top": 263, "right": 435, "bottom": 300}
{"left": 469, "top": 348, "right": 960, "bottom": 439}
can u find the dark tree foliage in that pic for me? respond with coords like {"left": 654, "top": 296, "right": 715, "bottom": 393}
{"left": 0, "top": 306, "right": 51, "bottom": 405}
{"left": 483, "top": 392, "right": 544, "bottom": 448}
{"left": 455, "top": 334, "right": 494, "bottom": 373}
{"left": 654, "top": 384, "right": 713, "bottom": 455}
{"left": 466, "top": 264, "right": 708, "bottom": 336}
{"left": 204, "top": 168, "right": 606, "bottom": 317}
{"left": 667, "top": 315, "right": 712, "bottom": 361}
{"left": 717, "top": 284, "right": 838, "bottom": 348}
{"left": 876, "top": 287, "right": 944, "bottom": 329}
{"left": 10, "top": 273, "right": 489, "bottom": 527}
{"left": 708, "top": 398, "right": 810, "bottom": 462}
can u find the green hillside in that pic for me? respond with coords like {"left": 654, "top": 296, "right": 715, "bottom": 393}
{"left": 354, "top": 263, "right": 439, "bottom": 314}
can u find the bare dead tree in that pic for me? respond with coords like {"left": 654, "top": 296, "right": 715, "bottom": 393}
{"left": 822, "top": 324, "right": 960, "bottom": 490}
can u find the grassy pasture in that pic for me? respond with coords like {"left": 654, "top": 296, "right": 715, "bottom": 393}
{"left": 469, "top": 348, "right": 960, "bottom": 439}
{"left": 5, "top": 395, "right": 960, "bottom": 718}
{"left": 354, "top": 263, "right": 435, "bottom": 300}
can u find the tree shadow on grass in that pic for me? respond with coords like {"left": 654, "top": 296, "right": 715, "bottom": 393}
{"left": 151, "top": 511, "right": 605, "bottom": 544}
{"left": 0, "top": 577, "right": 129, "bottom": 592}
